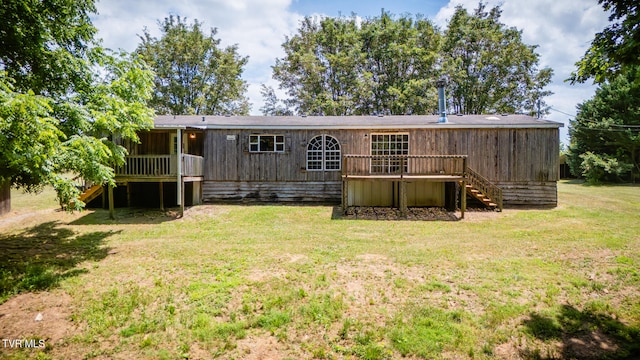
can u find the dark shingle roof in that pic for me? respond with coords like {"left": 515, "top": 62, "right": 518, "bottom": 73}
{"left": 154, "top": 114, "right": 562, "bottom": 130}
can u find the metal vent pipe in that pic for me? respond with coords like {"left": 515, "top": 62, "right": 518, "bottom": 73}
{"left": 436, "top": 79, "right": 448, "bottom": 123}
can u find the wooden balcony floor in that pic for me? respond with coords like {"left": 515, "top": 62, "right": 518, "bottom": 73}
{"left": 342, "top": 174, "right": 464, "bottom": 182}
{"left": 115, "top": 175, "right": 203, "bottom": 183}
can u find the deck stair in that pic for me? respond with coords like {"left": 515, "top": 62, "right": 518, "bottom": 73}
{"left": 466, "top": 168, "right": 503, "bottom": 211}
{"left": 78, "top": 184, "right": 103, "bottom": 205}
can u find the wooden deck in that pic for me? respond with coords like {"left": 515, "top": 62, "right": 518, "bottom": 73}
{"left": 342, "top": 174, "right": 464, "bottom": 181}
{"left": 341, "top": 155, "right": 468, "bottom": 218}
{"left": 115, "top": 154, "right": 204, "bottom": 182}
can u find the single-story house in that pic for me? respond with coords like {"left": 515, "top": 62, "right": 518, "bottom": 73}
{"left": 81, "top": 113, "right": 561, "bottom": 218}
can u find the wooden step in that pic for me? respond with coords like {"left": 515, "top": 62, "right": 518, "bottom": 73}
{"left": 79, "top": 185, "right": 103, "bottom": 204}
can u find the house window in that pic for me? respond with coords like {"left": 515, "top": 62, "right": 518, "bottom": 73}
{"left": 307, "top": 135, "right": 341, "bottom": 171}
{"left": 250, "top": 135, "right": 285, "bottom": 153}
{"left": 370, "top": 133, "right": 409, "bottom": 173}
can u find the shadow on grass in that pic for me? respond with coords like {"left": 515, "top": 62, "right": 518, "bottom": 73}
{"left": 522, "top": 305, "right": 640, "bottom": 359}
{"left": 70, "top": 207, "right": 183, "bottom": 225}
{"left": 561, "top": 179, "right": 640, "bottom": 187}
{"left": 0, "top": 221, "right": 118, "bottom": 303}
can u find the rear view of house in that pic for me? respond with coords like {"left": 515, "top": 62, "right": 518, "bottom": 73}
{"left": 100, "top": 114, "right": 561, "bottom": 216}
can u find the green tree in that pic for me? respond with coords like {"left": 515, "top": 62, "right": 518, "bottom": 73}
{"left": 359, "top": 12, "right": 441, "bottom": 115}
{"left": 259, "top": 84, "right": 292, "bottom": 116}
{"left": 441, "top": 4, "right": 553, "bottom": 115}
{"left": 0, "top": 0, "right": 97, "bottom": 96}
{"left": 273, "top": 16, "right": 364, "bottom": 116}
{"left": 567, "top": 66, "right": 640, "bottom": 182}
{"left": 273, "top": 8, "right": 552, "bottom": 117}
{"left": 273, "top": 13, "right": 441, "bottom": 116}
{"left": 570, "top": 0, "right": 640, "bottom": 84}
{"left": 137, "top": 15, "right": 250, "bottom": 115}
{"left": 0, "top": 0, "right": 155, "bottom": 211}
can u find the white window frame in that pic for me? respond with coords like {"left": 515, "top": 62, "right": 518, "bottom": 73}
{"left": 370, "top": 133, "right": 409, "bottom": 174}
{"left": 306, "top": 135, "right": 341, "bottom": 171}
{"left": 249, "top": 134, "right": 285, "bottom": 153}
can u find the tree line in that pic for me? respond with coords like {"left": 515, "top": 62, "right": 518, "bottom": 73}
{"left": 135, "top": 4, "right": 553, "bottom": 118}
{"left": 268, "top": 5, "right": 552, "bottom": 116}
{"left": 567, "top": 0, "right": 640, "bottom": 183}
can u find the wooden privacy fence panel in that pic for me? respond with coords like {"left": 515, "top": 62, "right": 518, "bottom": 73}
{"left": 342, "top": 155, "right": 467, "bottom": 178}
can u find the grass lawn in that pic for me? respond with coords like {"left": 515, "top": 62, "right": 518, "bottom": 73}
{"left": 6, "top": 187, "right": 59, "bottom": 213}
{"left": 0, "top": 181, "right": 639, "bottom": 359}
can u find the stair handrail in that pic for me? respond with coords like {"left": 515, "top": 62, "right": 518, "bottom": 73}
{"left": 71, "top": 175, "right": 90, "bottom": 192}
{"left": 466, "top": 167, "right": 503, "bottom": 211}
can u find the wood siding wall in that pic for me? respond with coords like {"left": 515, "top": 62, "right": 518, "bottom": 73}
{"left": 203, "top": 181, "right": 341, "bottom": 203}
{"left": 202, "top": 127, "right": 559, "bottom": 205}
{"left": 495, "top": 181, "right": 557, "bottom": 206}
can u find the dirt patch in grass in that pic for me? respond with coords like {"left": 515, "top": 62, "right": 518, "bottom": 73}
{"left": 563, "top": 329, "right": 620, "bottom": 359}
{"left": 184, "top": 204, "right": 232, "bottom": 218}
{"left": 234, "top": 334, "right": 285, "bottom": 359}
{"left": 0, "top": 209, "right": 57, "bottom": 230}
{"left": 333, "top": 254, "right": 425, "bottom": 322}
{"left": 0, "top": 290, "right": 78, "bottom": 349}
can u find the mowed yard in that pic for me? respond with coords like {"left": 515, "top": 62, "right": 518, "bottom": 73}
{"left": 0, "top": 182, "right": 639, "bottom": 360}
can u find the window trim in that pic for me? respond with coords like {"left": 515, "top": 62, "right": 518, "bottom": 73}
{"left": 249, "top": 134, "right": 285, "bottom": 153}
{"left": 306, "top": 134, "right": 341, "bottom": 172}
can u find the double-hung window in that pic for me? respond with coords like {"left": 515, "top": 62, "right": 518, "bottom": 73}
{"left": 249, "top": 135, "right": 285, "bottom": 153}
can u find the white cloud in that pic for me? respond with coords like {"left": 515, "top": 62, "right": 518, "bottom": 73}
{"left": 435, "top": 0, "right": 611, "bottom": 144}
{"left": 93, "top": 0, "right": 303, "bottom": 114}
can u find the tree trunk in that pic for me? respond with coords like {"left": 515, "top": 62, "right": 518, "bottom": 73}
{"left": 0, "top": 180, "right": 10, "bottom": 216}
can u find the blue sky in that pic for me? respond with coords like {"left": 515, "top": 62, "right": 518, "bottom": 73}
{"left": 92, "top": 0, "right": 611, "bottom": 145}
{"left": 289, "top": 0, "right": 447, "bottom": 18}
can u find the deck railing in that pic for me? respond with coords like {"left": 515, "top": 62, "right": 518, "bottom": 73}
{"left": 115, "top": 154, "right": 204, "bottom": 177}
{"left": 342, "top": 155, "right": 467, "bottom": 178}
{"left": 182, "top": 154, "right": 204, "bottom": 177}
{"left": 466, "top": 167, "right": 503, "bottom": 211}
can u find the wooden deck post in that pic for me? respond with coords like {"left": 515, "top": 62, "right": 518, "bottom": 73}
{"left": 342, "top": 156, "right": 348, "bottom": 213}
{"left": 108, "top": 185, "right": 115, "bottom": 220}
{"left": 399, "top": 180, "right": 407, "bottom": 217}
{"left": 126, "top": 183, "right": 131, "bottom": 207}
{"left": 179, "top": 177, "right": 185, "bottom": 217}
{"left": 159, "top": 182, "right": 164, "bottom": 211}
{"left": 343, "top": 179, "right": 350, "bottom": 213}
{"left": 176, "top": 128, "right": 182, "bottom": 210}
{"left": 399, "top": 157, "right": 408, "bottom": 217}
{"left": 461, "top": 157, "right": 467, "bottom": 219}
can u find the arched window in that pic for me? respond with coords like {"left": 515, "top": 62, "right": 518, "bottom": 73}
{"left": 307, "top": 135, "right": 341, "bottom": 171}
